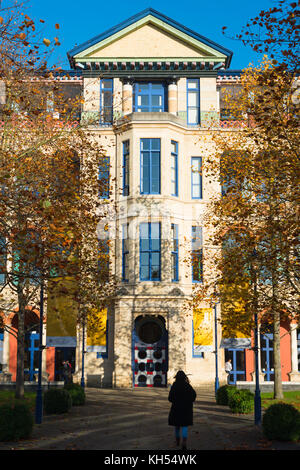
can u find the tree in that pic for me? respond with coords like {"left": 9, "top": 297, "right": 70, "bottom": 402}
{"left": 0, "top": 1, "right": 114, "bottom": 398}
{"left": 193, "top": 55, "right": 299, "bottom": 399}
{"left": 223, "top": 0, "right": 300, "bottom": 70}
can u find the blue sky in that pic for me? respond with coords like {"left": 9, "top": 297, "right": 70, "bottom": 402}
{"left": 25, "top": 0, "right": 275, "bottom": 70}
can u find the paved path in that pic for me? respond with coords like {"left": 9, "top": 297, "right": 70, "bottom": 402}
{"left": 0, "top": 387, "right": 299, "bottom": 451}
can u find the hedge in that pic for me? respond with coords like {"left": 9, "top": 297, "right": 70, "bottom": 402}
{"left": 44, "top": 388, "right": 72, "bottom": 414}
{"left": 0, "top": 403, "right": 34, "bottom": 441}
{"left": 262, "top": 402, "right": 300, "bottom": 442}
{"left": 64, "top": 383, "right": 85, "bottom": 406}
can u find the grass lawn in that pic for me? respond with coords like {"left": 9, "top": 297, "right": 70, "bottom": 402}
{"left": 0, "top": 390, "right": 36, "bottom": 412}
{"left": 261, "top": 391, "right": 300, "bottom": 411}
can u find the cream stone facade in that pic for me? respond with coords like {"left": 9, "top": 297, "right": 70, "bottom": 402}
{"left": 1, "top": 8, "right": 299, "bottom": 389}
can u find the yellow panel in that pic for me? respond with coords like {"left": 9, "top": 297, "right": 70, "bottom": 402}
{"left": 87, "top": 308, "right": 107, "bottom": 347}
{"left": 46, "top": 278, "right": 77, "bottom": 337}
{"left": 193, "top": 308, "right": 213, "bottom": 346}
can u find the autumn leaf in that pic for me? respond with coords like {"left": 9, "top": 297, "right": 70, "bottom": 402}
{"left": 43, "top": 38, "right": 51, "bottom": 47}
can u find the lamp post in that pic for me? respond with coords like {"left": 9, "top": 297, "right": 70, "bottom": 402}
{"left": 214, "top": 302, "right": 220, "bottom": 397}
{"left": 35, "top": 280, "right": 44, "bottom": 424}
{"left": 252, "top": 249, "right": 261, "bottom": 426}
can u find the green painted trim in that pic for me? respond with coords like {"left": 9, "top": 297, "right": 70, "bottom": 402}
{"left": 75, "top": 57, "right": 226, "bottom": 63}
{"left": 74, "top": 15, "right": 227, "bottom": 60}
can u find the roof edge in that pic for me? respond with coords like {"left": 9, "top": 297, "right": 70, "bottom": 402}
{"left": 67, "top": 8, "right": 233, "bottom": 68}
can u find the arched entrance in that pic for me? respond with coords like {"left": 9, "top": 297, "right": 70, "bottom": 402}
{"left": 132, "top": 315, "right": 168, "bottom": 387}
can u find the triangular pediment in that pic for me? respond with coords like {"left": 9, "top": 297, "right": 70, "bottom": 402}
{"left": 68, "top": 9, "right": 232, "bottom": 67}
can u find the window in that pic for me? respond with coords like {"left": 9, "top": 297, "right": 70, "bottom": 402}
{"left": 171, "top": 141, "right": 178, "bottom": 197}
{"left": 100, "top": 79, "right": 113, "bottom": 125}
{"left": 0, "top": 329, "right": 4, "bottom": 372}
{"left": 171, "top": 224, "right": 179, "bottom": 282}
{"left": 122, "top": 224, "right": 129, "bottom": 282}
{"left": 98, "top": 157, "right": 110, "bottom": 199}
{"left": 0, "top": 237, "right": 6, "bottom": 284}
{"left": 140, "top": 138, "right": 160, "bottom": 194}
{"left": 192, "top": 226, "right": 203, "bottom": 282}
{"left": 140, "top": 222, "right": 161, "bottom": 281}
{"left": 187, "top": 79, "right": 200, "bottom": 125}
{"left": 123, "top": 140, "right": 130, "bottom": 196}
{"left": 134, "top": 82, "right": 166, "bottom": 112}
{"left": 191, "top": 157, "right": 202, "bottom": 199}
{"left": 297, "top": 329, "right": 300, "bottom": 372}
{"left": 98, "top": 238, "right": 109, "bottom": 281}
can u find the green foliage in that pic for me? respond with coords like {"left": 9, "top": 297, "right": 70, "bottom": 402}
{"left": 228, "top": 388, "right": 254, "bottom": 414}
{"left": 44, "top": 388, "right": 72, "bottom": 414}
{"left": 0, "top": 403, "right": 33, "bottom": 441}
{"left": 262, "top": 403, "right": 300, "bottom": 442}
{"left": 64, "top": 383, "right": 85, "bottom": 406}
{"left": 216, "top": 385, "right": 236, "bottom": 405}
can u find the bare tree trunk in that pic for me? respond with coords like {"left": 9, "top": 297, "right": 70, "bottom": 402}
{"left": 15, "top": 293, "right": 26, "bottom": 399}
{"left": 273, "top": 309, "right": 283, "bottom": 399}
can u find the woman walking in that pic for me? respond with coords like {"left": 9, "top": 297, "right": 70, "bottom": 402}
{"left": 168, "top": 370, "right": 196, "bottom": 450}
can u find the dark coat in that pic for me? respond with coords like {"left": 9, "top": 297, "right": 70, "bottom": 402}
{"left": 168, "top": 381, "right": 196, "bottom": 427}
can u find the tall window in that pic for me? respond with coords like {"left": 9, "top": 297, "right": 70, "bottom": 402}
{"left": 0, "top": 329, "right": 3, "bottom": 372}
{"left": 122, "top": 224, "right": 129, "bottom": 282}
{"left": 0, "top": 237, "right": 6, "bottom": 284}
{"left": 98, "top": 238, "right": 109, "bottom": 282}
{"left": 191, "top": 157, "right": 202, "bottom": 199}
{"left": 171, "top": 224, "right": 179, "bottom": 282}
{"left": 123, "top": 140, "right": 130, "bottom": 196}
{"left": 297, "top": 329, "right": 300, "bottom": 372}
{"left": 140, "top": 138, "right": 160, "bottom": 194}
{"left": 98, "top": 157, "right": 110, "bottom": 199}
{"left": 192, "top": 226, "right": 203, "bottom": 282}
{"left": 187, "top": 79, "right": 200, "bottom": 125}
{"left": 100, "top": 79, "right": 113, "bottom": 125}
{"left": 171, "top": 141, "right": 178, "bottom": 197}
{"left": 134, "top": 82, "right": 166, "bottom": 112}
{"left": 140, "top": 222, "right": 161, "bottom": 281}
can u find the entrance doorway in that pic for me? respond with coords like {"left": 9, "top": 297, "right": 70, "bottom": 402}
{"left": 132, "top": 315, "right": 168, "bottom": 387}
{"left": 24, "top": 332, "right": 39, "bottom": 381}
{"left": 260, "top": 333, "right": 274, "bottom": 381}
{"left": 54, "top": 347, "right": 76, "bottom": 381}
{"left": 224, "top": 348, "right": 246, "bottom": 384}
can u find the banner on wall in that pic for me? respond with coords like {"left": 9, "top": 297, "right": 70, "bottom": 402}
{"left": 46, "top": 278, "right": 77, "bottom": 347}
{"left": 86, "top": 308, "right": 107, "bottom": 353}
{"left": 220, "top": 336, "right": 251, "bottom": 349}
{"left": 219, "top": 295, "right": 252, "bottom": 349}
{"left": 193, "top": 308, "right": 214, "bottom": 353}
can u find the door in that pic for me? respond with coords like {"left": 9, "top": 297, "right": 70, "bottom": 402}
{"left": 225, "top": 348, "right": 246, "bottom": 384}
{"left": 132, "top": 315, "right": 168, "bottom": 387}
{"left": 54, "top": 347, "right": 76, "bottom": 381}
{"left": 260, "top": 333, "right": 274, "bottom": 381}
{"left": 24, "top": 332, "right": 39, "bottom": 381}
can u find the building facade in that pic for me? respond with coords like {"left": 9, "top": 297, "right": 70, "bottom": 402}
{"left": 0, "top": 9, "right": 299, "bottom": 388}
